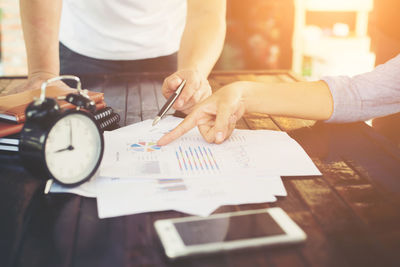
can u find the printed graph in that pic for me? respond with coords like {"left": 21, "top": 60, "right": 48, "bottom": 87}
{"left": 158, "top": 178, "right": 187, "bottom": 192}
{"left": 175, "top": 145, "right": 220, "bottom": 174}
{"left": 129, "top": 141, "right": 161, "bottom": 152}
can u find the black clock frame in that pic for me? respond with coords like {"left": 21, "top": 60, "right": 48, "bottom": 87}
{"left": 19, "top": 98, "right": 104, "bottom": 187}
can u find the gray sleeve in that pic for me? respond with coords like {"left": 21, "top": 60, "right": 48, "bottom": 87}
{"left": 321, "top": 54, "right": 400, "bottom": 123}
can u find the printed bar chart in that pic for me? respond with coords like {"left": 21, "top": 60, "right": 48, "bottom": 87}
{"left": 175, "top": 145, "right": 221, "bottom": 174}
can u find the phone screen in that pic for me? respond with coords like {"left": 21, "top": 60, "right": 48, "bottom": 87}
{"left": 174, "top": 212, "right": 285, "bottom": 246}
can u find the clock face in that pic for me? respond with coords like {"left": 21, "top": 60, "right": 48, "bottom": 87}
{"left": 44, "top": 112, "right": 103, "bottom": 184}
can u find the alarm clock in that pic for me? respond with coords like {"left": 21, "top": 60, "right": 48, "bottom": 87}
{"left": 19, "top": 75, "right": 104, "bottom": 186}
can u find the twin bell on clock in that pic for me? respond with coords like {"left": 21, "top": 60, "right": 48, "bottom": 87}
{"left": 19, "top": 75, "right": 104, "bottom": 187}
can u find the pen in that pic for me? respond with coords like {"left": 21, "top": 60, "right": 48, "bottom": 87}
{"left": 152, "top": 79, "right": 186, "bottom": 126}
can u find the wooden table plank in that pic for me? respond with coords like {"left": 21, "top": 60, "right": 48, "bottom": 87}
{"left": 209, "top": 75, "right": 238, "bottom": 87}
{"left": 224, "top": 247, "right": 274, "bottom": 267}
{"left": 0, "top": 79, "right": 26, "bottom": 96}
{"left": 0, "top": 155, "right": 44, "bottom": 267}
{"left": 125, "top": 213, "right": 165, "bottom": 266}
{"left": 0, "top": 79, "right": 12, "bottom": 94}
{"left": 15, "top": 195, "right": 80, "bottom": 267}
{"left": 139, "top": 78, "right": 159, "bottom": 121}
{"left": 340, "top": 125, "right": 400, "bottom": 196}
{"left": 72, "top": 199, "right": 127, "bottom": 267}
{"left": 243, "top": 113, "right": 281, "bottom": 131}
{"left": 291, "top": 178, "right": 388, "bottom": 267}
{"left": 336, "top": 184, "right": 400, "bottom": 231}
{"left": 289, "top": 211, "right": 350, "bottom": 267}
{"left": 371, "top": 113, "right": 400, "bottom": 148}
{"left": 277, "top": 74, "right": 297, "bottom": 83}
{"left": 208, "top": 78, "right": 224, "bottom": 91}
{"left": 234, "top": 118, "right": 250, "bottom": 130}
{"left": 101, "top": 77, "right": 127, "bottom": 125}
{"left": 153, "top": 78, "right": 165, "bottom": 111}
{"left": 286, "top": 122, "right": 400, "bottom": 267}
{"left": 271, "top": 116, "right": 317, "bottom": 132}
{"left": 269, "top": 181, "right": 352, "bottom": 267}
{"left": 126, "top": 80, "right": 142, "bottom": 125}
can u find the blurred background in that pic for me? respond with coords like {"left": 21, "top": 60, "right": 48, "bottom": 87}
{"left": 0, "top": 0, "right": 399, "bottom": 80}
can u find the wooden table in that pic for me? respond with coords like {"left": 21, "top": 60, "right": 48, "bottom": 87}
{"left": 1, "top": 71, "right": 400, "bottom": 267}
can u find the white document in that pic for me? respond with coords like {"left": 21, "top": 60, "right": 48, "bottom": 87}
{"left": 100, "top": 117, "right": 321, "bottom": 179}
{"left": 49, "top": 178, "right": 98, "bottom": 198}
{"left": 49, "top": 173, "right": 287, "bottom": 199}
{"left": 96, "top": 176, "right": 279, "bottom": 219}
{"left": 51, "top": 116, "right": 318, "bottom": 220}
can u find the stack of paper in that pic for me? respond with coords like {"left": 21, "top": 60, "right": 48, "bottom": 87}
{"left": 50, "top": 116, "right": 321, "bottom": 218}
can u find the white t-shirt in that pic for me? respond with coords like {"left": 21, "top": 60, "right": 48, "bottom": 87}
{"left": 59, "top": 0, "right": 187, "bottom": 60}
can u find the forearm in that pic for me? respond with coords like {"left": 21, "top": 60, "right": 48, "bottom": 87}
{"left": 239, "top": 81, "right": 334, "bottom": 121}
{"left": 178, "top": 0, "right": 226, "bottom": 77}
{"left": 20, "top": 0, "right": 62, "bottom": 77}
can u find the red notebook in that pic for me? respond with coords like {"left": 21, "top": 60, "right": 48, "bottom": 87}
{"left": 0, "top": 101, "right": 107, "bottom": 138}
{"left": 0, "top": 122, "right": 24, "bottom": 138}
{"left": 0, "top": 86, "right": 104, "bottom": 123}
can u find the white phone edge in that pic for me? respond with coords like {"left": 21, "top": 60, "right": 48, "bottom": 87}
{"left": 154, "top": 207, "right": 307, "bottom": 260}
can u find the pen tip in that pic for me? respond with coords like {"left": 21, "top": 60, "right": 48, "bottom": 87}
{"left": 152, "top": 116, "right": 161, "bottom": 127}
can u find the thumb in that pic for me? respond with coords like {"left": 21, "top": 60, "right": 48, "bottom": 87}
{"left": 162, "top": 75, "right": 183, "bottom": 98}
{"left": 168, "top": 76, "right": 183, "bottom": 92}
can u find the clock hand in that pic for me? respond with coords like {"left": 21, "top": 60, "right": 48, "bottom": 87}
{"left": 69, "top": 119, "right": 73, "bottom": 147}
{"left": 55, "top": 119, "right": 74, "bottom": 153}
{"left": 54, "top": 145, "right": 74, "bottom": 153}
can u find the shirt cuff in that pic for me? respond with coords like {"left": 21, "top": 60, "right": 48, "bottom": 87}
{"left": 321, "top": 76, "right": 362, "bottom": 123}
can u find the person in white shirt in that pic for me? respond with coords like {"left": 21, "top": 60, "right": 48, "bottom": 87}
{"left": 18, "top": 0, "right": 226, "bottom": 114}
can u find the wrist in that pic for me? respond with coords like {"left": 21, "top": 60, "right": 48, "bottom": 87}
{"left": 230, "top": 81, "right": 255, "bottom": 113}
{"left": 25, "top": 71, "right": 62, "bottom": 91}
{"left": 177, "top": 65, "right": 208, "bottom": 79}
{"left": 28, "top": 70, "right": 59, "bottom": 80}
{"left": 175, "top": 68, "right": 209, "bottom": 84}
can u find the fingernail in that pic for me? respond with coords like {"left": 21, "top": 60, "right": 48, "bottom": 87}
{"left": 216, "top": 132, "right": 224, "bottom": 143}
{"left": 172, "top": 76, "right": 182, "bottom": 85}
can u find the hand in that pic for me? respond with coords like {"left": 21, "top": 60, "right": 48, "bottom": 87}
{"left": 161, "top": 69, "right": 212, "bottom": 114}
{"left": 158, "top": 82, "right": 247, "bottom": 145}
{"left": 9, "top": 71, "right": 70, "bottom": 94}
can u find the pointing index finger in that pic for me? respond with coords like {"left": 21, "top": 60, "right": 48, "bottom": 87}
{"left": 157, "top": 114, "right": 198, "bottom": 146}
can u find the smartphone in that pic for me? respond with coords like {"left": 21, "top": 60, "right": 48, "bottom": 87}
{"left": 154, "top": 207, "right": 306, "bottom": 259}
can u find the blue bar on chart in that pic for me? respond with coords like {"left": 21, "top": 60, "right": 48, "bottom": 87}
{"left": 175, "top": 145, "right": 220, "bottom": 174}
